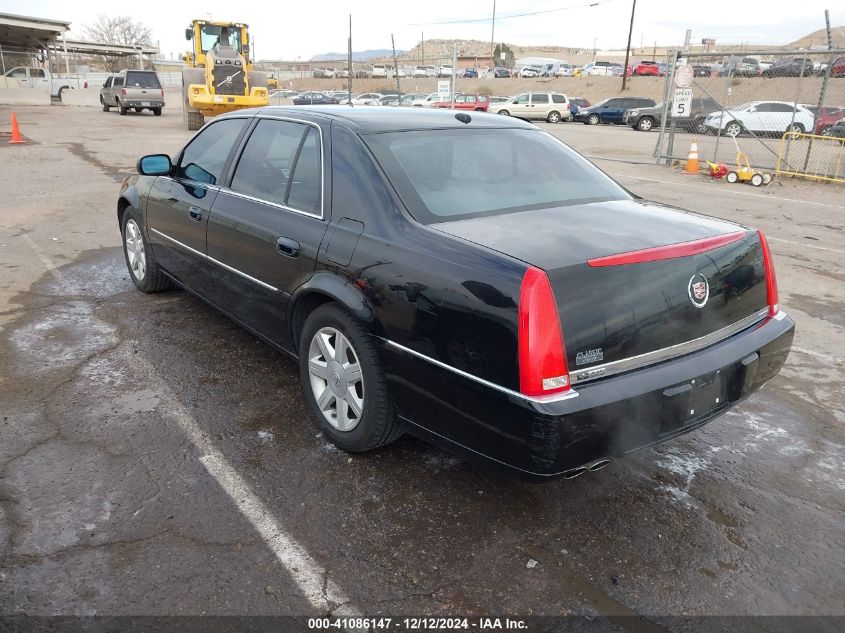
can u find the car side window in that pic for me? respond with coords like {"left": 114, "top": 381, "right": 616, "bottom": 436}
{"left": 286, "top": 127, "right": 322, "bottom": 214}
{"left": 114, "top": 75, "right": 124, "bottom": 87}
{"left": 531, "top": 94, "right": 549, "bottom": 104}
{"left": 104, "top": 76, "right": 113, "bottom": 88}
{"left": 552, "top": 94, "right": 566, "bottom": 104}
{"left": 513, "top": 94, "right": 529, "bottom": 104}
{"left": 175, "top": 118, "right": 246, "bottom": 185}
{"left": 31, "top": 69, "right": 46, "bottom": 78}
{"left": 231, "top": 118, "right": 313, "bottom": 206}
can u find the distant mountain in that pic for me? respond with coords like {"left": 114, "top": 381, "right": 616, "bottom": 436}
{"left": 789, "top": 26, "right": 845, "bottom": 50}
{"left": 311, "top": 49, "right": 403, "bottom": 62}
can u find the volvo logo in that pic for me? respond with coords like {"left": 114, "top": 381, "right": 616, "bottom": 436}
{"left": 688, "top": 273, "right": 709, "bottom": 308}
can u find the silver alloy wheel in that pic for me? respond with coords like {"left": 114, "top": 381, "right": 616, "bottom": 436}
{"left": 308, "top": 327, "right": 364, "bottom": 432}
{"left": 124, "top": 219, "right": 146, "bottom": 281}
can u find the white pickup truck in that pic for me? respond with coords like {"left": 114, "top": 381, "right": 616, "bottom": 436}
{"left": 3, "top": 67, "right": 87, "bottom": 98}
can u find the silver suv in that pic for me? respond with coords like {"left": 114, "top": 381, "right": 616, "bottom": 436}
{"left": 100, "top": 70, "right": 165, "bottom": 116}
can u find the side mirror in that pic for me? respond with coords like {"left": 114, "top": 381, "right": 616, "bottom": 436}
{"left": 137, "top": 154, "right": 172, "bottom": 176}
{"left": 185, "top": 28, "right": 193, "bottom": 41}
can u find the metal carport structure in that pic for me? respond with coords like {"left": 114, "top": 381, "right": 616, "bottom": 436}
{"left": 0, "top": 12, "right": 71, "bottom": 74}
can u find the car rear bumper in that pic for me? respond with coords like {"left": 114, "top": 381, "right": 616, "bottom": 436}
{"left": 122, "top": 100, "right": 164, "bottom": 108}
{"left": 379, "top": 312, "right": 794, "bottom": 479}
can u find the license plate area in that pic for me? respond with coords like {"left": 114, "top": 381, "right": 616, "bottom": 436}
{"left": 661, "top": 369, "right": 727, "bottom": 433}
{"left": 141, "top": 101, "right": 150, "bottom": 106}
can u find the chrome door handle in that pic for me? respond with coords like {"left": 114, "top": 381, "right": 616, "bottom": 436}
{"left": 276, "top": 236, "right": 300, "bottom": 258}
{"left": 188, "top": 206, "right": 202, "bottom": 221}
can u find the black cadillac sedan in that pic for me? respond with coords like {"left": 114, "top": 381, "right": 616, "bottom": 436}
{"left": 117, "top": 106, "right": 794, "bottom": 479}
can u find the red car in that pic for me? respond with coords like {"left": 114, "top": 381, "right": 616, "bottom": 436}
{"left": 432, "top": 94, "right": 491, "bottom": 112}
{"left": 626, "top": 61, "right": 661, "bottom": 77}
{"left": 831, "top": 56, "right": 845, "bottom": 78}
{"left": 805, "top": 105, "right": 845, "bottom": 135}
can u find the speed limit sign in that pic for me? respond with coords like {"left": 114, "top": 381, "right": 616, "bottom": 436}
{"left": 672, "top": 88, "right": 693, "bottom": 118}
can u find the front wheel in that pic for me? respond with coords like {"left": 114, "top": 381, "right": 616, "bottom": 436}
{"left": 299, "top": 304, "right": 402, "bottom": 452}
{"left": 726, "top": 171, "right": 739, "bottom": 183}
{"left": 121, "top": 211, "right": 174, "bottom": 293}
{"left": 588, "top": 113, "right": 600, "bottom": 125}
{"left": 786, "top": 123, "right": 805, "bottom": 134}
{"left": 546, "top": 110, "right": 562, "bottom": 123}
{"left": 725, "top": 121, "right": 742, "bottom": 137}
{"left": 636, "top": 116, "right": 654, "bottom": 132}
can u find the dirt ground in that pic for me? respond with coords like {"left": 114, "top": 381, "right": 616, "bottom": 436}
{"left": 0, "top": 105, "right": 843, "bottom": 631}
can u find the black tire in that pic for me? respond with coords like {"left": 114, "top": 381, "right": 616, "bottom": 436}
{"left": 101, "top": 96, "right": 110, "bottom": 112}
{"left": 636, "top": 116, "right": 654, "bottom": 132}
{"left": 134, "top": 107, "right": 143, "bottom": 113}
{"left": 498, "top": 109, "right": 510, "bottom": 116}
{"left": 299, "top": 304, "right": 402, "bottom": 452}
{"left": 121, "top": 209, "right": 174, "bottom": 293}
{"left": 152, "top": 108, "right": 162, "bottom": 116}
{"left": 185, "top": 103, "right": 204, "bottom": 131}
{"left": 546, "top": 110, "right": 562, "bottom": 123}
{"left": 588, "top": 113, "right": 600, "bottom": 125}
{"left": 786, "top": 123, "right": 805, "bottom": 134}
{"left": 725, "top": 121, "right": 742, "bottom": 137}
{"left": 118, "top": 101, "right": 128, "bottom": 116}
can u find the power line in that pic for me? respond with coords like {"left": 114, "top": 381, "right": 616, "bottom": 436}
{"left": 406, "top": 0, "right": 619, "bottom": 26}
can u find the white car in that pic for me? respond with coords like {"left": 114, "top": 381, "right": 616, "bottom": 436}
{"left": 582, "top": 61, "right": 614, "bottom": 76}
{"left": 438, "top": 65, "right": 454, "bottom": 77}
{"left": 703, "top": 101, "right": 815, "bottom": 136}
{"left": 413, "top": 65, "right": 428, "bottom": 78}
{"left": 519, "top": 66, "right": 540, "bottom": 78}
{"left": 416, "top": 92, "right": 463, "bottom": 107}
{"left": 350, "top": 92, "right": 383, "bottom": 105}
{"left": 371, "top": 64, "right": 388, "bottom": 78}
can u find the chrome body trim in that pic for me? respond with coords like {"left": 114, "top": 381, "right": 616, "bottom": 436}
{"left": 570, "top": 309, "right": 769, "bottom": 385}
{"left": 217, "top": 187, "right": 324, "bottom": 220}
{"left": 149, "top": 227, "right": 279, "bottom": 293}
{"left": 382, "top": 339, "right": 580, "bottom": 404}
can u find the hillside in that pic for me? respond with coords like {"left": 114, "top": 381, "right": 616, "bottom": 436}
{"left": 789, "top": 26, "right": 845, "bottom": 50}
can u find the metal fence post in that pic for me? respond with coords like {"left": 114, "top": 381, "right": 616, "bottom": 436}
{"left": 782, "top": 52, "right": 808, "bottom": 169}
{"left": 713, "top": 64, "right": 732, "bottom": 164}
{"left": 654, "top": 49, "right": 674, "bottom": 164}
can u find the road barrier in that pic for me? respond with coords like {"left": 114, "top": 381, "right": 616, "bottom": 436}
{"left": 775, "top": 131, "right": 845, "bottom": 183}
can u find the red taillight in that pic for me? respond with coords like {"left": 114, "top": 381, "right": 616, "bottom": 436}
{"left": 757, "top": 230, "right": 779, "bottom": 317}
{"left": 120, "top": 88, "right": 127, "bottom": 96}
{"left": 518, "top": 267, "right": 570, "bottom": 396}
{"left": 587, "top": 231, "right": 747, "bottom": 267}
{"left": 160, "top": 89, "right": 164, "bottom": 98}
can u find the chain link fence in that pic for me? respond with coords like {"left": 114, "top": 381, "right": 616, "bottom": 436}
{"left": 655, "top": 49, "right": 845, "bottom": 181}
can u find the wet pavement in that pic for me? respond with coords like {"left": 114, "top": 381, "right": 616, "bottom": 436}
{"left": 0, "top": 106, "right": 843, "bottom": 628}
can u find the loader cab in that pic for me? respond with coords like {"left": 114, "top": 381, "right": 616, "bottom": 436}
{"left": 186, "top": 21, "right": 248, "bottom": 66}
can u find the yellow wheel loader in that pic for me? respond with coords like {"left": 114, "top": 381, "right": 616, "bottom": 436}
{"left": 182, "top": 20, "right": 269, "bottom": 130}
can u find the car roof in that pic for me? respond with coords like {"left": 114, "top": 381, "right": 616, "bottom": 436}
{"left": 234, "top": 105, "right": 537, "bottom": 133}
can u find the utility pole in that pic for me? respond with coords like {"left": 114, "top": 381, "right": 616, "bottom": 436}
{"left": 421, "top": 32, "right": 425, "bottom": 65}
{"left": 347, "top": 15, "right": 352, "bottom": 105}
{"left": 621, "top": 0, "right": 637, "bottom": 91}
{"left": 391, "top": 33, "right": 402, "bottom": 100}
{"left": 490, "top": 0, "right": 496, "bottom": 69}
{"left": 450, "top": 43, "right": 457, "bottom": 108}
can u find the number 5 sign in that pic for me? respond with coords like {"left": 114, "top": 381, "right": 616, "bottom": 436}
{"left": 672, "top": 88, "right": 693, "bottom": 118}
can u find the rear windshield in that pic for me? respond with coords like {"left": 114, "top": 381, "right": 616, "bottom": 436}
{"left": 125, "top": 72, "right": 161, "bottom": 88}
{"left": 364, "top": 128, "right": 629, "bottom": 224}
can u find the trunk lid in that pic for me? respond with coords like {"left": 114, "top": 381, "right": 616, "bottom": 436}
{"left": 431, "top": 199, "right": 769, "bottom": 381}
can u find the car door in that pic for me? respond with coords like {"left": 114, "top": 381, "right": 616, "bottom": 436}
{"left": 603, "top": 99, "right": 626, "bottom": 123}
{"left": 206, "top": 116, "right": 329, "bottom": 347}
{"left": 529, "top": 93, "right": 549, "bottom": 119}
{"left": 101, "top": 75, "right": 113, "bottom": 102}
{"left": 30, "top": 68, "right": 50, "bottom": 89}
{"left": 145, "top": 117, "right": 249, "bottom": 296}
{"left": 509, "top": 94, "right": 530, "bottom": 117}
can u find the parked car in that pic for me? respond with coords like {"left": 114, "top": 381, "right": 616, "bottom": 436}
{"left": 293, "top": 92, "right": 339, "bottom": 105}
{"left": 611, "top": 65, "right": 625, "bottom": 76}
{"left": 828, "top": 117, "right": 845, "bottom": 138}
{"left": 489, "top": 95, "right": 511, "bottom": 104}
{"left": 350, "top": 93, "right": 383, "bottom": 105}
{"left": 703, "top": 101, "right": 815, "bottom": 136}
{"left": 574, "top": 97, "right": 656, "bottom": 125}
{"left": 626, "top": 61, "right": 660, "bottom": 76}
{"left": 100, "top": 70, "right": 164, "bottom": 116}
{"left": 413, "top": 65, "right": 429, "bottom": 78}
{"left": 692, "top": 64, "right": 713, "bottom": 77}
{"left": 425, "top": 66, "right": 438, "bottom": 77}
{"left": 582, "top": 61, "right": 615, "bottom": 76}
{"left": 438, "top": 65, "right": 454, "bottom": 78}
{"left": 761, "top": 58, "right": 815, "bottom": 77}
{"left": 4, "top": 66, "right": 86, "bottom": 98}
{"left": 494, "top": 92, "right": 571, "bottom": 123}
{"left": 519, "top": 66, "right": 541, "bottom": 78}
{"left": 831, "top": 56, "right": 845, "bottom": 77}
{"left": 719, "top": 57, "right": 760, "bottom": 77}
{"left": 567, "top": 96, "right": 591, "bottom": 118}
{"left": 801, "top": 105, "right": 845, "bottom": 135}
{"left": 462, "top": 67, "right": 479, "bottom": 78}
{"left": 431, "top": 94, "right": 491, "bottom": 112}
{"left": 624, "top": 97, "right": 722, "bottom": 132}
{"left": 493, "top": 67, "right": 511, "bottom": 78}
{"left": 371, "top": 64, "right": 388, "bottom": 78}
{"left": 555, "top": 63, "right": 575, "bottom": 77}
{"left": 417, "top": 92, "right": 463, "bottom": 107}
{"left": 122, "top": 106, "right": 792, "bottom": 478}
{"left": 376, "top": 94, "right": 401, "bottom": 106}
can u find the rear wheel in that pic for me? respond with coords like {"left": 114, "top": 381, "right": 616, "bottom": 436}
{"left": 546, "top": 110, "right": 562, "bottom": 123}
{"left": 497, "top": 109, "right": 510, "bottom": 116}
{"left": 636, "top": 116, "right": 654, "bottom": 132}
{"left": 152, "top": 108, "right": 162, "bottom": 116}
{"left": 299, "top": 304, "right": 402, "bottom": 452}
{"left": 118, "top": 101, "right": 128, "bottom": 116}
{"left": 588, "top": 113, "right": 600, "bottom": 125}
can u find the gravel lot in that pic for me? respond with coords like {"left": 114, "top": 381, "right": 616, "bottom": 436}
{"left": 1, "top": 105, "right": 843, "bottom": 629}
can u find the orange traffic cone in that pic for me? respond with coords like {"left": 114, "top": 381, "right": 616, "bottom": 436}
{"left": 9, "top": 113, "right": 25, "bottom": 144}
{"left": 683, "top": 141, "right": 699, "bottom": 174}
